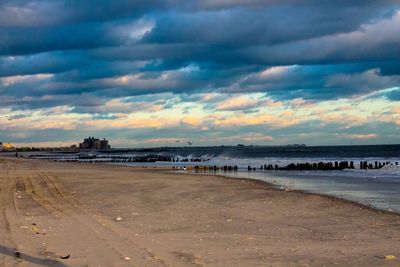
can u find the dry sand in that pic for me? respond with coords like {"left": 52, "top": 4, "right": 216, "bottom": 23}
{"left": 0, "top": 157, "right": 399, "bottom": 266}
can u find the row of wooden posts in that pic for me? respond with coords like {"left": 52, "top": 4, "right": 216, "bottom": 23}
{"left": 359, "top": 161, "right": 397, "bottom": 169}
{"left": 187, "top": 161, "right": 398, "bottom": 172}
{"left": 75, "top": 155, "right": 206, "bottom": 162}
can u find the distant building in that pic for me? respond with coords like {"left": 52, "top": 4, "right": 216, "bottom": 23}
{"left": 79, "top": 137, "right": 110, "bottom": 150}
{"left": 0, "top": 142, "right": 15, "bottom": 151}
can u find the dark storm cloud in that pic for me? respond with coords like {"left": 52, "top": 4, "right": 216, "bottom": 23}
{"left": 0, "top": 0, "right": 167, "bottom": 27}
{"left": 0, "top": 93, "right": 106, "bottom": 111}
{"left": 235, "top": 64, "right": 400, "bottom": 100}
{"left": 0, "top": 23, "right": 114, "bottom": 56}
{"left": 0, "top": 52, "right": 85, "bottom": 77}
{"left": 0, "top": 0, "right": 399, "bottom": 110}
{"left": 144, "top": 5, "right": 386, "bottom": 46}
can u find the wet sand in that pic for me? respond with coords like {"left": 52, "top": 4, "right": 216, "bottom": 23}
{"left": 0, "top": 157, "right": 400, "bottom": 266}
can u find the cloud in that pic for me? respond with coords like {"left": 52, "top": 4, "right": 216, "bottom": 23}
{"left": 217, "top": 95, "right": 264, "bottom": 111}
{"left": 0, "top": 1, "right": 399, "bottom": 146}
{"left": 181, "top": 116, "right": 202, "bottom": 126}
{"left": 382, "top": 87, "right": 400, "bottom": 100}
{"left": 0, "top": 73, "right": 52, "bottom": 86}
{"left": 241, "top": 133, "right": 274, "bottom": 142}
{"left": 145, "top": 137, "right": 180, "bottom": 144}
{"left": 234, "top": 10, "right": 400, "bottom": 65}
{"left": 0, "top": 0, "right": 166, "bottom": 28}
{"left": 72, "top": 98, "right": 163, "bottom": 114}
{"left": 338, "top": 133, "right": 378, "bottom": 139}
{"left": 213, "top": 113, "right": 300, "bottom": 128}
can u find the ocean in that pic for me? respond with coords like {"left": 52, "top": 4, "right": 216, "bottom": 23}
{"left": 25, "top": 144, "right": 400, "bottom": 213}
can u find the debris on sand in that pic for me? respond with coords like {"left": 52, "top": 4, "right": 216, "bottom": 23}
{"left": 383, "top": 255, "right": 396, "bottom": 260}
{"left": 60, "top": 254, "right": 70, "bottom": 259}
{"left": 14, "top": 251, "right": 21, "bottom": 258}
{"left": 123, "top": 257, "right": 131, "bottom": 261}
{"left": 116, "top": 216, "right": 123, "bottom": 221}
{"left": 31, "top": 226, "right": 40, "bottom": 234}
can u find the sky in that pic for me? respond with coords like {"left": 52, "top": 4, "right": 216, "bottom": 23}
{"left": 0, "top": 0, "right": 400, "bottom": 148}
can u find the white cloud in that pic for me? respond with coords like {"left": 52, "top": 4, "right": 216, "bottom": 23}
{"left": 111, "top": 18, "right": 155, "bottom": 42}
{"left": 0, "top": 74, "right": 53, "bottom": 87}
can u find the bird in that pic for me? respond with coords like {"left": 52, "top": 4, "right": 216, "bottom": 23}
{"left": 187, "top": 141, "right": 192, "bottom": 146}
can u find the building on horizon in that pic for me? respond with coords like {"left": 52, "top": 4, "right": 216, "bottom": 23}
{"left": 79, "top": 137, "right": 110, "bottom": 150}
{"left": 0, "top": 142, "right": 16, "bottom": 152}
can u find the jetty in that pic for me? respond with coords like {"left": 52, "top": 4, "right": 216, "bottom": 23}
{"left": 186, "top": 160, "right": 399, "bottom": 173}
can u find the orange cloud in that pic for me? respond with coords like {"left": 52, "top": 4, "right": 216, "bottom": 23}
{"left": 391, "top": 106, "right": 400, "bottom": 114}
{"left": 181, "top": 116, "right": 202, "bottom": 126}
{"left": 0, "top": 116, "right": 78, "bottom": 130}
{"left": 281, "top": 110, "right": 294, "bottom": 116}
{"left": 339, "top": 133, "right": 378, "bottom": 139}
{"left": 319, "top": 113, "right": 367, "bottom": 126}
{"left": 213, "top": 112, "right": 299, "bottom": 127}
{"left": 217, "top": 95, "right": 260, "bottom": 110}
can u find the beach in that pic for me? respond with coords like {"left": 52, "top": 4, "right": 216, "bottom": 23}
{"left": 1, "top": 157, "right": 400, "bottom": 266}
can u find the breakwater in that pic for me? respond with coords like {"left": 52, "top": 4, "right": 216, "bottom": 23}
{"left": 186, "top": 160, "right": 399, "bottom": 172}
{"left": 23, "top": 152, "right": 211, "bottom": 163}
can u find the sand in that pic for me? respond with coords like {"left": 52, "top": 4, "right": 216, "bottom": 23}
{"left": 0, "top": 157, "right": 399, "bottom": 266}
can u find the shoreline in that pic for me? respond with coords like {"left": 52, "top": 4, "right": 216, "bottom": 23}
{"left": 7, "top": 156, "right": 400, "bottom": 216}
{"left": 221, "top": 174, "right": 400, "bottom": 216}
{"left": 3, "top": 156, "right": 400, "bottom": 216}
{"left": 105, "top": 160, "right": 400, "bottom": 216}
{"left": 183, "top": 171, "right": 400, "bottom": 217}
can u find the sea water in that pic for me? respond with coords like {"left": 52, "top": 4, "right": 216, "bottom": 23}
{"left": 27, "top": 145, "right": 400, "bottom": 213}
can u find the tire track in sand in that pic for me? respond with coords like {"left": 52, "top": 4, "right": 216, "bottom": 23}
{"left": 20, "top": 171, "right": 168, "bottom": 266}
{"left": 0, "top": 162, "right": 21, "bottom": 267}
